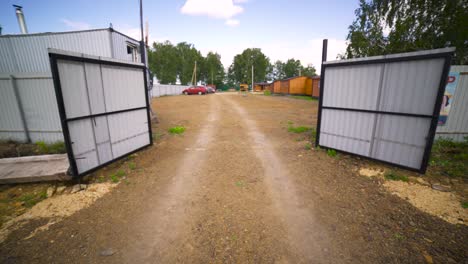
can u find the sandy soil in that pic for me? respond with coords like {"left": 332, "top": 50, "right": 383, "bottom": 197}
{"left": 0, "top": 93, "right": 466, "bottom": 263}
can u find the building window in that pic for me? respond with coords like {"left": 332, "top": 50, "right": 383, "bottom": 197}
{"left": 126, "top": 43, "right": 138, "bottom": 62}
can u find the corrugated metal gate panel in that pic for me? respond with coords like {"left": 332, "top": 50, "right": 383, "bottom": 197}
{"left": 50, "top": 49, "right": 151, "bottom": 177}
{"left": 323, "top": 64, "right": 382, "bottom": 110}
{"left": 317, "top": 48, "right": 454, "bottom": 173}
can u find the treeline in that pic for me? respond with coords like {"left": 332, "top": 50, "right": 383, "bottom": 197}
{"left": 148, "top": 42, "right": 317, "bottom": 86}
{"left": 147, "top": 41, "right": 225, "bottom": 87}
{"left": 344, "top": 0, "right": 467, "bottom": 64}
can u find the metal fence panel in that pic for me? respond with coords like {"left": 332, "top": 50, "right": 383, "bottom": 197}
{"left": 50, "top": 49, "right": 152, "bottom": 177}
{"left": 151, "top": 84, "right": 190, "bottom": 97}
{"left": 316, "top": 48, "right": 454, "bottom": 173}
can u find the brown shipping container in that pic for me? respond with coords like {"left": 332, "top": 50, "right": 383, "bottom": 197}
{"left": 273, "top": 80, "right": 281, "bottom": 93}
{"left": 280, "top": 80, "right": 289, "bottom": 94}
{"left": 312, "top": 77, "right": 320, "bottom": 98}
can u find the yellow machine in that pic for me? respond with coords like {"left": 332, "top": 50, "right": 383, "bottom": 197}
{"left": 239, "top": 84, "right": 249, "bottom": 92}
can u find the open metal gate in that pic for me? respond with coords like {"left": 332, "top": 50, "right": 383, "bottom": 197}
{"left": 316, "top": 47, "right": 454, "bottom": 173}
{"left": 49, "top": 49, "right": 152, "bottom": 177}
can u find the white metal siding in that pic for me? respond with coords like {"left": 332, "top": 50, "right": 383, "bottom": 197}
{"left": 151, "top": 84, "right": 190, "bottom": 97}
{"left": 436, "top": 65, "right": 468, "bottom": 141}
{"left": 0, "top": 78, "right": 26, "bottom": 141}
{"left": 111, "top": 31, "right": 140, "bottom": 62}
{"left": 2, "top": 30, "right": 111, "bottom": 73}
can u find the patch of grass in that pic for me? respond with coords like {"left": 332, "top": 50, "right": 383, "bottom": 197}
{"left": 310, "top": 128, "right": 317, "bottom": 142}
{"left": 394, "top": 233, "right": 406, "bottom": 240}
{"left": 110, "top": 170, "right": 126, "bottom": 183}
{"left": 462, "top": 202, "right": 468, "bottom": 209}
{"left": 235, "top": 181, "right": 244, "bottom": 187}
{"left": 384, "top": 171, "right": 409, "bottom": 182}
{"left": 168, "top": 126, "right": 186, "bottom": 135}
{"left": 290, "top": 95, "right": 317, "bottom": 101}
{"left": 287, "top": 120, "right": 294, "bottom": 125}
{"left": 128, "top": 162, "right": 137, "bottom": 170}
{"left": 429, "top": 138, "right": 468, "bottom": 178}
{"left": 327, "top": 149, "right": 337, "bottom": 157}
{"left": 19, "top": 190, "right": 47, "bottom": 208}
{"left": 263, "top": 90, "right": 271, "bottom": 96}
{"left": 305, "top": 143, "right": 312, "bottom": 150}
{"left": 35, "top": 141, "right": 66, "bottom": 154}
{"left": 288, "top": 126, "right": 311, "bottom": 133}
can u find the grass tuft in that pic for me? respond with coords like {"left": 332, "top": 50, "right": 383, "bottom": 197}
{"left": 288, "top": 126, "right": 311, "bottom": 133}
{"left": 128, "top": 162, "right": 137, "bottom": 170}
{"left": 327, "top": 149, "right": 337, "bottom": 157}
{"left": 35, "top": 141, "right": 66, "bottom": 154}
{"left": 168, "top": 126, "right": 186, "bottom": 135}
{"left": 305, "top": 143, "right": 312, "bottom": 150}
{"left": 263, "top": 90, "right": 271, "bottom": 96}
{"left": 429, "top": 137, "right": 468, "bottom": 178}
{"left": 462, "top": 202, "right": 468, "bottom": 209}
{"left": 289, "top": 95, "right": 317, "bottom": 101}
{"left": 384, "top": 171, "right": 409, "bottom": 182}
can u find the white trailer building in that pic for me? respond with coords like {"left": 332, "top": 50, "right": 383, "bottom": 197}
{"left": 0, "top": 28, "right": 143, "bottom": 143}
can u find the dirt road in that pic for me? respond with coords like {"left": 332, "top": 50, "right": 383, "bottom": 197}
{"left": 1, "top": 94, "right": 466, "bottom": 263}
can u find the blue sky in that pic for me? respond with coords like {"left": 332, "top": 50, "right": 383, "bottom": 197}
{"left": 0, "top": 0, "right": 360, "bottom": 70}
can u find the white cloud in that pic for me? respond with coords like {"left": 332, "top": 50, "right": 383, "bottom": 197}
{"left": 61, "top": 19, "right": 91, "bottom": 30}
{"left": 225, "top": 19, "right": 240, "bottom": 27}
{"left": 180, "top": 0, "right": 245, "bottom": 26}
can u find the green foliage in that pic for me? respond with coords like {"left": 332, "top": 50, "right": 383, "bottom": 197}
{"left": 384, "top": 171, "right": 409, "bottom": 182}
{"left": 268, "top": 59, "right": 317, "bottom": 81}
{"left": 344, "top": 0, "right": 468, "bottom": 64}
{"left": 35, "top": 141, "right": 66, "bottom": 154}
{"left": 148, "top": 41, "right": 225, "bottom": 85}
{"left": 327, "top": 149, "right": 337, "bottom": 157}
{"left": 19, "top": 191, "right": 47, "bottom": 208}
{"left": 310, "top": 128, "right": 317, "bottom": 143}
{"left": 168, "top": 126, "right": 186, "bottom": 134}
{"left": 229, "top": 48, "right": 270, "bottom": 84}
{"left": 290, "top": 95, "right": 316, "bottom": 101}
{"left": 128, "top": 162, "right": 137, "bottom": 170}
{"left": 462, "top": 202, "right": 468, "bottom": 209}
{"left": 304, "top": 143, "right": 312, "bottom": 150}
{"left": 429, "top": 138, "right": 468, "bottom": 178}
{"left": 263, "top": 90, "right": 271, "bottom": 96}
{"left": 288, "top": 126, "right": 311, "bottom": 133}
{"left": 283, "top": 58, "right": 302, "bottom": 78}
{"left": 110, "top": 170, "right": 126, "bottom": 183}
{"left": 235, "top": 181, "right": 244, "bottom": 187}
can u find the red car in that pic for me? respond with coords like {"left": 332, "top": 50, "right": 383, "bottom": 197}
{"left": 182, "top": 86, "right": 207, "bottom": 95}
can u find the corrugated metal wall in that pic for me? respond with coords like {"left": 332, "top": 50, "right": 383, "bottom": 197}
{"left": 436, "top": 65, "right": 468, "bottom": 141}
{"left": 151, "top": 84, "right": 190, "bottom": 97}
{"left": 0, "top": 74, "right": 62, "bottom": 142}
{"left": 111, "top": 31, "right": 141, "bottom": 62}
{"left": 318, "top": 48, "right": 453, "bottom": 171}
{"left": 0, "top": 28, "right": 142, "bottom": 143}
{"left": 0, "top": 30, "right": 112, "bottom": 73}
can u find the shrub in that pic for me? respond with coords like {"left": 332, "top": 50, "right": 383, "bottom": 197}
{"left": 168, "top": 126, "right": 186, "bottom": 134}
{"left": 264, "top": 90, "right": 272, "bottom": 96}
{"left": 327, "top": 149, "right": 337, "bottom": 157}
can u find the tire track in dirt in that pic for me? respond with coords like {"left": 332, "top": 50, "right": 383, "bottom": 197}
{"left": 220, "top": 94, "right": 332, "bottom": 262}
{"left": 121, "top": 95, "right": 220, "bottom": 263}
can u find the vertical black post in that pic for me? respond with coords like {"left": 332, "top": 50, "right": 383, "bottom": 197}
{"left": 315, "top": 39, "right": 327, "bottom": 147}
{"left": 139, "top": 0, "right": 146, "bottom": 66}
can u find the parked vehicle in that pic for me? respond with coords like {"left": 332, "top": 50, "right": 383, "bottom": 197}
{"left": 206, "top": 87, "right": 215, "bottom": 93}
{"left": 182, "top": 86, "right": 207, "bottom": 95}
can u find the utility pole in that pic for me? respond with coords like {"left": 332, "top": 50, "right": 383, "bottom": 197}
{"left": 251, "top": 65, "right": 254, "bottom": 93}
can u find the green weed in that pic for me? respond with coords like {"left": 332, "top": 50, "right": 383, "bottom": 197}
{"left": 290, "top": 95, "right": 317, "bottom": 101}
{"left": 385, "top": 171, "right": 409, "bottom": 182}
{"left": 288, "top": 126, "right": 311, "bottom": 133}
{"left": 394, "top": 233, "right": 406, "bottom": 240}
{"left": 128, "top": 162, "right": 137, "bottom": 170}
{"left": 327, "top": 149, "right": 337, "bottom": 157}
{"left": 429, "top": 138, "right": 468, "bottom": 178}
{"left": 235, "top": 181, "right": 244, "bottom": 187}
{"left": 168, "top": 126, "right": 186, "bottom": 134}
{"left": 263, "top": 90, "right": 271, "bottom": 96}
{"left": 305, "top": 143, "right": 312, "bottom": 150}
{"left": 462, "top": 202, "right": 468, "bottom": 209}
{"left": 19, "top": 191, "right": 47, "bottom": 208}
{"left": 35, "top": 141, "right": 66, "bottom": 154}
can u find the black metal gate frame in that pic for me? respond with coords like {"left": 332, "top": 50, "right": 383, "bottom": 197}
{"left": 315, "top": 50, "right": 454, "bottom": 174}
{"left": 49, "top": 52, "right": 153, "bottom": 178}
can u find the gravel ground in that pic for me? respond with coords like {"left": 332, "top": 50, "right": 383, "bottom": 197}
{"left": 0, "top": 93, "right": 466, "bottom": 263}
